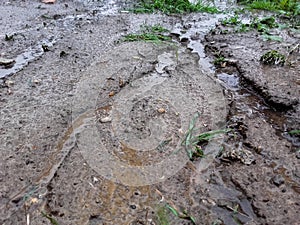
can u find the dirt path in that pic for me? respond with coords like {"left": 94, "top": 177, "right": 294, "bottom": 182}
{"left": 0, "top": 1, "right": 299, "bottom": 225}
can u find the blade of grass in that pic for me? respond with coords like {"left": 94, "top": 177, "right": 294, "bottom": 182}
{"left": 41, "top": 211, "right": 59, "bottom": 225}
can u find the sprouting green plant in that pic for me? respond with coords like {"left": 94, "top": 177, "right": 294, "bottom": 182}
{"left": 221, "top": 15, "right": 241, "bottom": 26}
{"left": 260, "top": 50, "right": 286, "bottom": 65}
{"left": 219, "top": 15, "right": 283, "bottom": 37}
{"left": 142, "top": 24, "right": 169, "bottom": 33}
{"left": 122, "top": 24, "right": 171, "bottom": 43}
{"left": 212, "top": 219, "right": 223, "bottom": 225}
{"left": 182, "top": 112, "right": 230, "bottom": 159}
{"left": 261, "top": 34, "right": 283, "bottom": 42}
{"left": 166, "top": 204, "right": 196, "bottom": 225}
{"left": 132, "top": 0, "right": 220, "bottom": 14}
{"left": 41, "top": 211, "right": 59, "bottom": 225}
{"left": 123, "top": 33, "right": 171, "bottom": 42}
{"left": 240, "top": 0, "right": 300, "bottom": 15}
{"left": 288, "top": 130, "right": 300, "bottom": 135}
{"left": 197, "top": 129, "right": 231, "bottom": 142}
{"left": 156, "top": 205, "right": 170, "bottom": 225}
{"left": 213, "top": 56, "right": 226, "bottom": 66}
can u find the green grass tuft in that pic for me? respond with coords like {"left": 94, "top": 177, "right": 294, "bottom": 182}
{"left": 156, "top": 205, "right": 170, "bottom": 225}
{"left": 289, "top": 130, "right": 300, "bottom": 135}
{"left": 132, "top": 0, "right": 220, "bottom": 14}
{"left": 260, "top": 50, "right": 286, "bottom": 65}
{"left": 41, "top": 211, "right": 59, "bottom": 225}
{"left": 122, "top": 24, "right": 172, "bottom": 43}
{"left": 240, "top": 0, "right": 300, "bottom": 15}
{"left": 182, "top": 112, "right": 229, "bottom": 160}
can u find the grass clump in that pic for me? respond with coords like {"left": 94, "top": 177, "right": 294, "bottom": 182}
{"left": 288, "top": 130, "right": 300, "bottom": 135}
{"left": 122, "top": 24, "right": 172, "bottom": 43}
{"left": 221, "top": 15, "right": 242, "bottom": 26}
{"left": 133, "top": 0, "right": 220, "bottom": 14}
{"left": 182, "top": 112, "right": 229, "bottom": 160}
{"left": 166, "top": 204, "right": 196, "bottom": 224}
{"left": 239, "top": 0, "right": 300, "bottom": 15}
{"left": 156, "top": 205, "right": 170, "bottom": 225}
{"left": 41, "top": 211, "right": 59, "bottom": 225}
{"left": 260, "top": 50, "right": 286, "bottom": 65}
{"left": 219, "top": 15, "right": 283, "bottom": 41}
{"left": 155, "top": 203, "right": 196, "bottom": 225}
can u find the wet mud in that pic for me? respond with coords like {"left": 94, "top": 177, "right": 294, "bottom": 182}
{"left": 0, "top": 0, "right": 299, "bottom": 225}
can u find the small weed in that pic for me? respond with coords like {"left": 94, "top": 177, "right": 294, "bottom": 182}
{"left": 123, "top": 33, "right": 171, "bottom": 42}
{"left": 122, "top": 24, "right": 171, "bottom": 43}
{"left": 213, "top": 56, "right": 226, "bottom": 66}
{"left": 240, "top": 0, "right": 300, "bottom": 15}
{"left": 261, "top": 34, "right": 283, "bottom": 41}
{"left": 41, "top": 211, "right": 59, "bottom": 225}
{"left": 166, "top": 204, "right": 196, "bottom": 225}
{"left": 182, "top": 112, "right": 229, "bottom": 160}
{"left": 221, "top": 15, "right": 241, "bottom": 26}
{"left": 288, "top": 130, "right": 300, "bottom": 135}
{"left": 250, "top": 16, "right": 279, "bottom": 33}
{"left": 156, "top": 205, "right": 170, "bottom": 225}
{"left": 212, "top": 219, "right": 223, "bottom": 225}
{"left": 132, "top": 0, "right": 220, "bottom": 14}
{"left": 260, "top": 50, "right": 286, "bottom": 65}
{"left": 220, "top": 15, "right": 284, "bottom": 40}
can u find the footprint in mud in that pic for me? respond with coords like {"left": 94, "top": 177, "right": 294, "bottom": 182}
{"left": 71, "top": 41, "right": 228, "bottom": 186}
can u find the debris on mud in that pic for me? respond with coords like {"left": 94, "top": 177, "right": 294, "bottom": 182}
{"left": 41, "top": 0, "right": 56, "bottom": 4}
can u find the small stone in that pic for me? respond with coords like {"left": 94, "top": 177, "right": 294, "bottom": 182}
{"left": 220, "top": 43, "right": 228, "bottom": 48}
{"left": 109, "top": 91, "right": 115, "bottom": 97}
{"left": 30, "top": 197, "right": 39, "bottom": 204}
{"left": 0, "top": 57, "right": 15, "bottom": 66}
{"left": 180, "top": 37, "right": 189, "bottom": 43}
{"left": 130, "top": 204, "right": 136, "bottom": 209}
{"left": 5, "top": 80, "right": 14, "bottom": 86}
{"left": 33, "top": 79, "right": 41, "bottom": 84}
{"left": 119, "top": 78, "right": 125, "bottom": 87}
{"left": 157, "top": 108, "right": 166, "bottom": 113}
{"left": 296, "top": 151, "right": 300, "bottom": 159}
{"left": 272, "top": 174, "right": 285, "bottom": 187}
{"left": 100, "top": 116, "right": 112, "bottom": 123}
{"left": 93, "top": 176, "right": 99, "bottom": 183}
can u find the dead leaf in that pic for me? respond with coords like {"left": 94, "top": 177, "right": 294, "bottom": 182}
{"left": 41, "top": 0, "right": 56, "bottom": 4}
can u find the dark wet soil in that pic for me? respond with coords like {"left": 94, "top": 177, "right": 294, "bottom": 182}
{"left": 0, "top": 1, "right": 299, "bottom": 225}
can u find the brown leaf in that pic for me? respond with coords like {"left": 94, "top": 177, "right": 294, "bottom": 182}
{"left": 41, "top": 0, "right": 56, "bottom": 4}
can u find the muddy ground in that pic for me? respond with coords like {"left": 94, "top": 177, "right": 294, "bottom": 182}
{"left": 0, "top": 1, "right": 299, "bottom": 225}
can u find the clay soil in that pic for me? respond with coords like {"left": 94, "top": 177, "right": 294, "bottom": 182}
{"left": 0, "top": 1, "right": 299, "bottom": 225}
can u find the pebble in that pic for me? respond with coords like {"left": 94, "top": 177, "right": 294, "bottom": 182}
{"left": 272, "top": 174, "right": 285, "bottom": 187}
{"left": 0, "top": 57, "right": 15, "bottom": 66}
{"left": 100, "top": 116, "right": 112, "bottom": 123}
{"left": 157, "top": 108, "right": 166, "bottom": 113}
